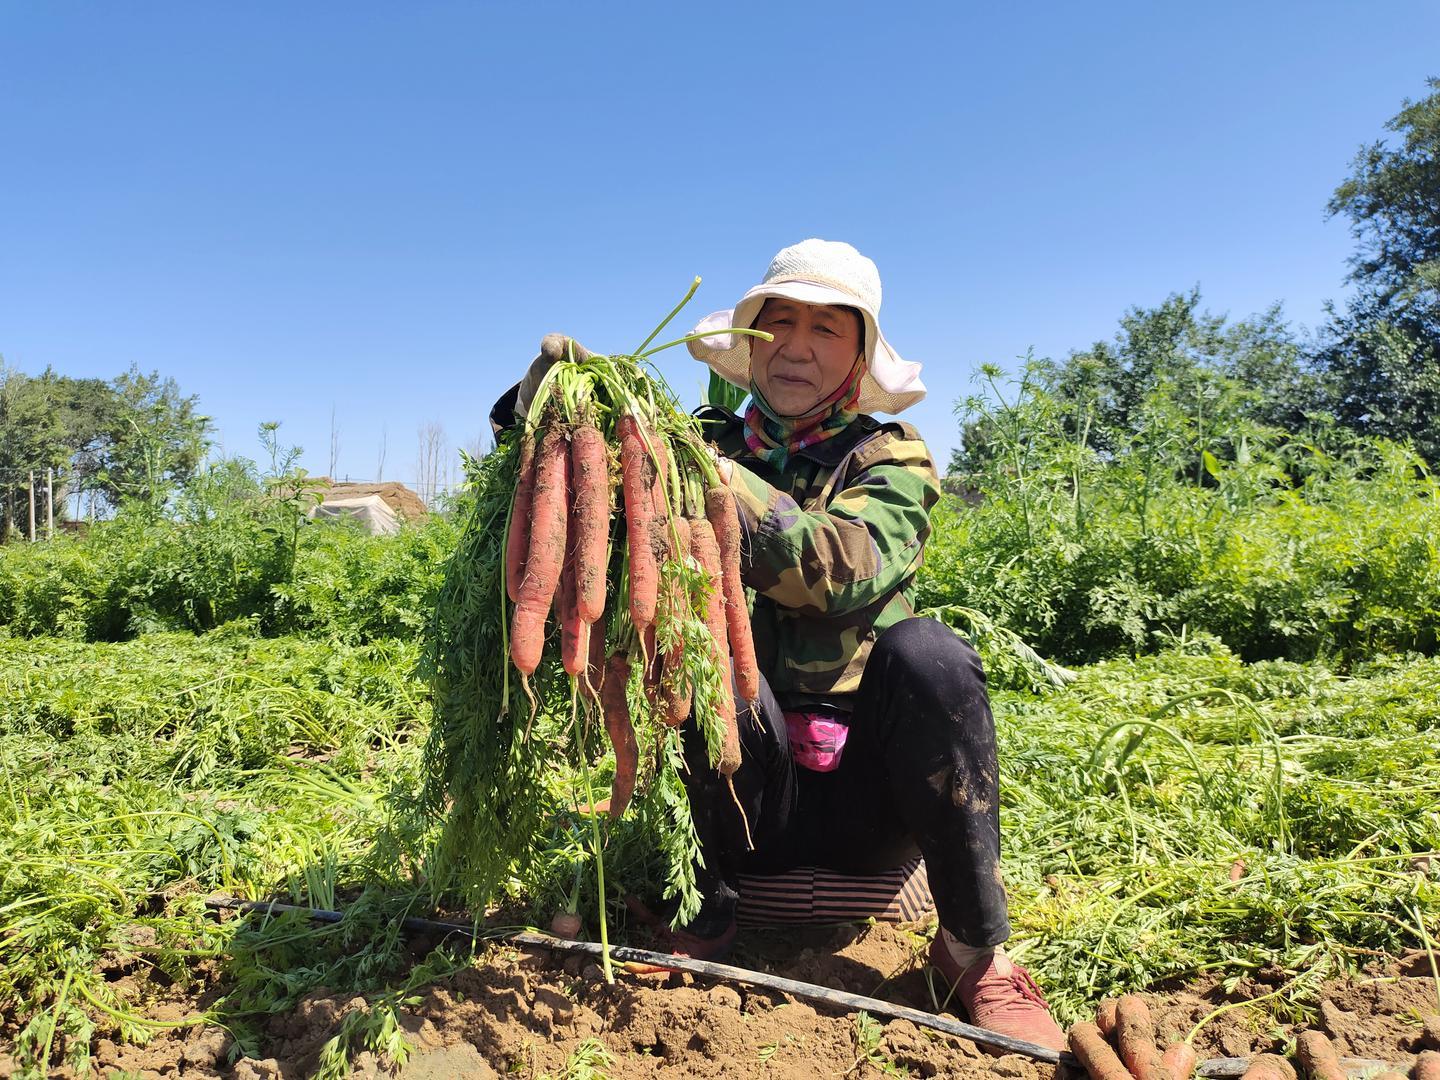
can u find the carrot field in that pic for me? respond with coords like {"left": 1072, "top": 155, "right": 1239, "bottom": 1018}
{"left": 4, "top": 387, "right": 1439, "bottom": 1077}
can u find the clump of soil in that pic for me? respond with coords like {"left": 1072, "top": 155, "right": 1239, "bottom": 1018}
{"left": 1139, "top": 951, "right": 1440, "bottom": 1065}
{"left": 10, "top": 924, "right": 1440, "bottom": 1078}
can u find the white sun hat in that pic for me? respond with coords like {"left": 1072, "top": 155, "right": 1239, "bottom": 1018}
{"left": 686, "top": 238, "right": 927, "bottom": 414}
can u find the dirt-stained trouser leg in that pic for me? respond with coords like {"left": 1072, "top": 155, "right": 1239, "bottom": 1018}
{"left": 841, "top": 617, "right": 1011, "bottom": 946}
{"left": 680, "top": 617, "right": 1008, "bottom": 947}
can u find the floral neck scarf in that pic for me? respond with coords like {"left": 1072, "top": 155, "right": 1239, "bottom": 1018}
{"left": 743, "top": 357, "right": 866, "bottom": 469}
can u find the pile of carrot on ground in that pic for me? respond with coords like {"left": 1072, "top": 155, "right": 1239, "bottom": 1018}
{"left": 505, "top": 332, "right": 759, "bottom": 824}
{"left": 1070, "top": 996, "right": 1198, "bottom": 1080}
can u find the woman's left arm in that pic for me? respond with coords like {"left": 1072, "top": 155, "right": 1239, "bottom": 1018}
{"left": 722, "top": 435, "right": 941, "bottom": 617}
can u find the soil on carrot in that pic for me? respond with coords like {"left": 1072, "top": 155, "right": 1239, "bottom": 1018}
{"left": 8, "top": 924, "right": 1440, "bottom": 1079}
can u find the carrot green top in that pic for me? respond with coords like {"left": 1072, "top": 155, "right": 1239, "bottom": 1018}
{"left": 699, "top": 405, "right": 943, "bottom": 707}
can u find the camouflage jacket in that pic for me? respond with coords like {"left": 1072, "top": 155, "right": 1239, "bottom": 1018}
{"left": 698, "top": 406, "right": 942, "bottom": 708}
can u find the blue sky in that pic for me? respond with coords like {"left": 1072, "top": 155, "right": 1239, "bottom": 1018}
{"left": 3, "top": 2, "right": 1438, "bottom": 489}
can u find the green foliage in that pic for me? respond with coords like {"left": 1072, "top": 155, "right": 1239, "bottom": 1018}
{"left": 998, "top": 647, "right": 1440, "bottom": 1023}
{"left": 0, "top": 361, "right": 210, "bottom": 536}
{"left": 703, "top": 369, "right": 749, "bottom": 414}
{"left": 94, "top": 366, "right": 211, "bottom": 515}
{"left": 926, "top": 363, "right": 1440, "bottom": 666}
{"left": 545, "top": 1038, "right": 614, "bottom": 1080}
{"left": 849, "top": 1010, "right": 911, "bottom": 1077}
{"left": 272, "top": 514, "right": 456, "bottom": 642}
{"left": 3, "top": 591, "right": 1438, "bottom": 1065}
{"left": 0, "top": 629, "right": 438, "bottom": 1075}
{"left": 1318, "top": 77, "right": 1440, "bottom": 462}
{"left": 950, "top": 293, "right": 1324, "bottom": 476}
{"left": 415, "top": 444, "right": 559, "bottom": 908}
{"left": 0, "top": 452, "right": 455, "bottom": 643}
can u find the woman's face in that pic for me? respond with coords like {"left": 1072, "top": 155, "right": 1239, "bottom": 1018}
{"left": 749, "top": 298, "right": 865, "bottom": 416}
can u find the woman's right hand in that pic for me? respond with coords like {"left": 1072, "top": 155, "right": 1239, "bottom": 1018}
{"left": 516, "top": 334, "right": 595, "bottom": 418}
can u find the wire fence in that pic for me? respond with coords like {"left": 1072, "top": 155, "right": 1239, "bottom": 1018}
{"left": 0, "top": 466, "right": 62, "bottom": 541}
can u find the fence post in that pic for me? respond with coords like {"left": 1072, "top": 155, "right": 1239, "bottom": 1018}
{"left": 28, "top": 471, "right": 36, "bottom": 542}
{"left": 47, "top": 468, "right": 55, "bottom": 539}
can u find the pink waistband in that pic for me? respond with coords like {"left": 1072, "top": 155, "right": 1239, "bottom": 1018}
{"left": 782, "top": 710, "right": 850, "bottom": 773}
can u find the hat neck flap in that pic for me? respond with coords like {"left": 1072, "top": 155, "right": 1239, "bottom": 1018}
{"left": 743, "top": 356, "right": 866, "bottom": 470}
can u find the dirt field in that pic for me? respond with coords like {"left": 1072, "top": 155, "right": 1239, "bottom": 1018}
{"left": 15, "top": 922, "right": 1440, "bottom": 1079}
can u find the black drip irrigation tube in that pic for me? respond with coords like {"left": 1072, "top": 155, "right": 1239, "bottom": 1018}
{"left": 203, "top": 896, "right": 1400, "bottom": 1079}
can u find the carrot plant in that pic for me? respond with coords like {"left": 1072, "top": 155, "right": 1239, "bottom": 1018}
{"left": 0, "top": 630, "right": 439, "bottom": 1075}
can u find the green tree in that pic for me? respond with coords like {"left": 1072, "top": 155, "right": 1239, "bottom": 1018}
{"left": 94, "top": 365, "right": 210, "bottom": 515}
{"left": 0, "top": 361, "right": 211, "bottom": 535}
{"left": 951, "top": 292, "right": 1322, "bottom": 476}
{"left": 0, "top": 362, "right": 114, "bottom": 538}
{"left": 1318, "top": 77, "right": 1440, "bottom": 461}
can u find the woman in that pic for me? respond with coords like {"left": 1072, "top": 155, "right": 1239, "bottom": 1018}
{"left": 503, "top": 239, "right": 1065, "bottom": 1049}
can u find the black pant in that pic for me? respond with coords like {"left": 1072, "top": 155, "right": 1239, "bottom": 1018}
{"left": 681, "top": 617, "right": 1011, "bottom": 947}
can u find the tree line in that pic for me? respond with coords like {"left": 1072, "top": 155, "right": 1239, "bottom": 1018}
{"left": 953, "top": 77, "right": 1440, "bottom": 474}
{"left": 4, "top": 80, "right": 1436, "bottom": 537}
{"left": 0, "top": 364, "right": 208, "bottom": 539}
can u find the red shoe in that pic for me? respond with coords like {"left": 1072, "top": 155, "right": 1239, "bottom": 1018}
{"left": 928, "top": 937, "right": 1067, "bottom": 1051}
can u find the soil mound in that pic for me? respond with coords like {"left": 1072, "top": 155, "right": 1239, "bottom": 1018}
{"left": 14, "top": 924, "right": 1440, "bottom": 1079}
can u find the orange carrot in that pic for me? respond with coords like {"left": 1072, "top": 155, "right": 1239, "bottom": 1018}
{"left": 1415, "top": 1051, "right": 1440, "bottom": 1080}
{"left": 690, "top": 516, "right": 739, "bottom": 775}
{"left": 657, "top": 517, "right": 693, "bottom": 728}
{"left": 641, "top": 622, "right": 660, "bottom": 698}
{"left": 650, "top": 434, "right": 670, "bottom": 514}
{"left": 510, "top": 425, "right": 568, "bottom": 676}
{"left": 1296, "top": 1031, "right": 1347, "bottom": 1080}
{"left": 505, "top": 430, "right": 536, "bottom": 604}
{"left": 705, "top": 484, "right": 759, "bottom": 705}
{"left": 1116, "top": 995, "right": 1166, "bottom": 1080}
{"left": 1162, "top": 1043, "right": 1198, "bottom": 1080}
{"left": 569, "top": 421, "right": 609, "bottom": 625}
{"left": 646, "top": 426, "right": 673, "bottom": 586}
{"left": 1096, "top": 997, "right": 1120, "bottom": 1037}
{"left": 582, "top": 614, "right": 607, "bottom": 702}
{"left": 617, "top": 415, "right": 658, "bottom": 630}
{"left": 602, "top": 653, "right": 638, "bottom": 818}
{"left": 1070, "top": 1023, "right": 1134, "bottom": 1080}
{"left": 558, "top": 546, "right": 588, "bottom": 677}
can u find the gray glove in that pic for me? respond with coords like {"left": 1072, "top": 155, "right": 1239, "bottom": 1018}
{"left": 516, "top": 333, "right": 595, "bottom": 419}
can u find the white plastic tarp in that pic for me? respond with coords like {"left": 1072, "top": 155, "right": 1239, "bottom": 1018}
{"left": 307, "top": 493, "right": 401, "bottom": 535}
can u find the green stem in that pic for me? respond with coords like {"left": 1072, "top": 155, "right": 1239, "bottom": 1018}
{"left": 635, "top": 327, "right": 773, "bottom": 360}
{"left": 1186, "top": 983, "right": 1289, "bottom": 1044}
{"left": 572, "top": 686, "right": 613, "bottom": 983}
{"left": 1410, "top": 903, "right": 1440, "bottom": 1012}
{"left": 75, "top": 978, "right": 214, "bottom": 1030}
{"left": 634, "top": 276, "right": 703, "bottom": 356}
{"left": 40, "top": 967, "right": 72, "bottom": 1073}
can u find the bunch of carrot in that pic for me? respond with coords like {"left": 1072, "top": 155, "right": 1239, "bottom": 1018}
{"left": 417, "top": 279, "right": 770, "bottom": 982}
{"left": 1069, "top": 996, "right": 1197, "bottom": 1080}
{"left": 502, "top": 330, "right": 760, "bottom": 828}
